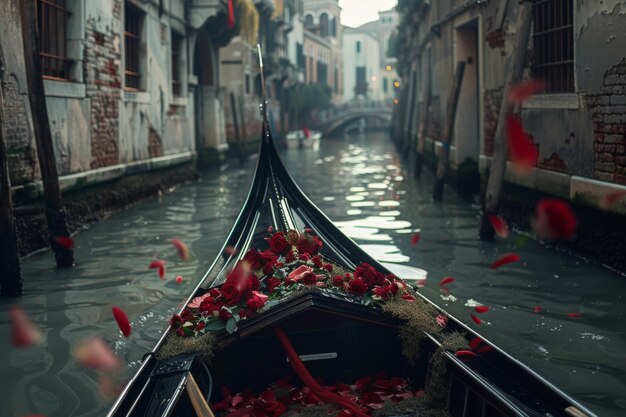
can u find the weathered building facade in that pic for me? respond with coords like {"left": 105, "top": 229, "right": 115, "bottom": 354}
{"left": 1, "top": 0, "right": 235, "bottom": 203}
{"left": 398, "top": 0, "right": 626, "bottom": 215}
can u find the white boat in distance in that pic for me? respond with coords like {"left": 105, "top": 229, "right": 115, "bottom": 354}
{"left": 285, "top": 129, "right": 321, "bottom": 150}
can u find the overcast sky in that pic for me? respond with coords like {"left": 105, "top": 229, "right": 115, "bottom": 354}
{"left": 339, "top": 0, "right": 397, "bottom": 28}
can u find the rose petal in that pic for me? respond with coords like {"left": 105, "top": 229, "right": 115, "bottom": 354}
{"left": 487, "top": 214, "right": 509, "bottom": 239}
{"left": 455, "top": 350, "right": 478, "bottom": 361}
{"left": 10, "top": 306, "right": 43, "bottom": 347}
{"left": 490, "top": 253, "right": 520, "bottom": 269}
{"left": 476, "top": 344, "right": 493, "bottom": 354}
{"left": 533, "top": 199, "right": 577, "bottom": 240}
{"left": 401, "top": 294, "right": 416, "bottom": 302}
{"left": 600, "top": 190, "right": 626, "bottom": 210}
{"left": 414, "top": 279, "right": 427, "bottom": 288}
{"left": 267, "top": 225, "right": 274, "bottom": 233}
{"left": 112, "top": 306, "right": 131, "bottom": 337}
{"left": 149, "top": 260, "right": 166, "bottom": 279}
{"left": 171, "top": 239, "right": 190, "bottom": 261}
{"left": 53, "top": 235, "right": 74, "bottom": 249}
{"left": 436, "top": 314, "right": 448, "bottom": 328}
{"left": 439, "top": 276, "right": 454, "bottom": 286}
{"left": 74, "top": 337, "right": 121, "bottom": 371}
{"left": 507, "top": 79, "right": 546, "bottom": 104}
{"left": 410, "top": 232, "right": 421, "bottom": 246}
{"left": 224, "top": 246, "right": 239, "bottom": 256}
{"left": 474, "top": 305, "right": 490, "bottom": 314}
{"left": 567, "top": 313, "right": 581, "bottom": 318}
{"left": 534, "top": 305, "right": 542, "bottom": 313}
{"left": 175, "top": 276, "right": 184, "bottom": 284}
{"left": 507, "top": 114, "right": 537, "bottom": 172}
{"left": 468, "top": 337, "right": 482, "bottom": 350}
{"left": 470, "top": 314, "right": 483, "bottom": 325}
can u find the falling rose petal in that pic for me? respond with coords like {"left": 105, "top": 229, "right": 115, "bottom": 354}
{"left": 267, "top": 225, "right": 274, "bottom": 233}
{"left": 436, "top": 314, "right": 448, "bottom": 328}
{"left": 171, "top": 239, "right": 190, "bottom": 261}
{"left": 487, "top": 214, "right": 509, "bottom": 239}
{"left": 224, "top": 246, "right": 238, "bottom": 256}
{"left": 149, "top": 260, "right": 166, "bottom": 279}
{"left": 600, "top": 190, "right": 626, "bottom": 210}
{"left": 490, "top": 253, "right": 521, "bottom": 269}
{"left": 534, "top": 305, "right": 542, "bottom": 313}
{"left": 533, "top": 199, "right": 578, "bottom": 240}
{"left": 439, "top": 276, "right": 455, "bottom": 286}
{"left": 507, "top": 79, "right": 546, "bottom": 104}
{"left": 455, "top": 350, "right": 478, "bottom": 361}
{"left": 507, "top": 114, "right": 537, "bottom": 173}
{"left": 175, "top": 275, "right": 184, "bottom": 284}
{"left": 410, "top": 232, "right": 421, "bottom": 246}
{"left": 414, "top": 279, "right": 427, "bottom": 288}
{"left": 74, "top": 337, "right": 121, "bottom": 371}
{"left": 54, "top": 235, "right": 75, "bottom": 249}
{"left": 474, "top": 306, "right": 490, "bottom": 314}
{"left": 567, "top": 313, "right": 581, "bottom": 318}
{"left": 99, "top": 374, "right": 123, "bottom": 401}
{"left": 470, "top": 314, "right": 483, "bottom": 325}
{"left": 112, "top": 306, "right": 131, "bottom": 337}
{"left": 468, "top": 337, "right": 482, "bottom": 350}
{"left": 228, "top": 261, "right": 252, "bottom": 292}
{"left": 10, "top": 306, "right": 43, "bottom": 347}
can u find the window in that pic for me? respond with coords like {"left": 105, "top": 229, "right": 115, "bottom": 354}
{"left": 383, "top": 78, "right": 388, "bottom": 93}
{"left": 334, "top": 68, "right": 339, "bottom": 93}
{"left": 171, "top": 31, "right": 183, "bottom": 96}
{"left": 36, "top": 0, "right": 71, "bottom": 80}
{"left": 317, "top": 62, "right": 328, "bottom": 84}
{"left": 356, "top": 41, "right": 361, "bottom": 53}
{"left": 124, "top": 2, "right": 144, "bottom": 90}
{"left": 532, "top": 0, "right": 574, "bottom": 93}
{"left": 296, "top": 43, "right": 305, "bottom": 69}
{"left": 355, "top": 67, "right": 367, "bottom": 96}
{"left": 245, "top": 74, "right": 251, "bottom": 95}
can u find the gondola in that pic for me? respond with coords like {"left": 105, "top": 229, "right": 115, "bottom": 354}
{"left": 105, "top": 51, "right": 597, "bottom": 417}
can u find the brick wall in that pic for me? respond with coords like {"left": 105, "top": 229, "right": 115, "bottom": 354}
{"left": 483, "top": 88, "right": 503, "bottom": 157}
{"left": 84, "top": 2, "right": 121, "bottom": 169}
{"left": 586, "top": 58, "right": 626, "bottom": 185}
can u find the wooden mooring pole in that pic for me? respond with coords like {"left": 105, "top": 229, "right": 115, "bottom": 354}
{"left": 19, "top": 0, "right": 74, "bottom": 267}
{"left": 0, "top": 70, "right": 24, "bottom": 296}
{"left": 479, "top": 1, "right": 533, "bottom": 240}
{"left": 415, "top": 62, "right": 431, "bottom": 179}
{"left": 433, "top": 61, "right": 465, "bottom": 201}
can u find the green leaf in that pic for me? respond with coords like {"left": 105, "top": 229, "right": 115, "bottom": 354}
{"left": 225, "top": 317, "right": 238, "bottom": 334}
{"left": 205, "top": 320, "right": 226, "bottom": 331}
{"left": 274, "top": 269, "right": 286, "bottom": 279}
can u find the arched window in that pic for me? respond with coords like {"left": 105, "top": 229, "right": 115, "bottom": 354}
{"left": 304, "top": 14, "right": 314, "bottom": 29}
{"left": 319, "top": 13, "right": 329, "bottom": 38}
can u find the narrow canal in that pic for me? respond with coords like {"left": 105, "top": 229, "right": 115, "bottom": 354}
{"left": 1, "top": 131, "right": 624, "bottom": 417}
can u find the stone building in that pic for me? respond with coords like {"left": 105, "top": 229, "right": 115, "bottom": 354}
{"left": 303, "top": 0, "right": 343, "bottom": 104}
{"left": 1, "top": 0, "right": 236, "bottom": 204}
{"left": 398, "top": 0, "right": 626, "bottom": 216}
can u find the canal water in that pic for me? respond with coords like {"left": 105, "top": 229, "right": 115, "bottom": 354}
{"left": 1, "top": 131, "right": 624, "bottom": 417}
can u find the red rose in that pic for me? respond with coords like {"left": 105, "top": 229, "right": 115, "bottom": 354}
{"left": 349, "top": 278, "right": 367, "bottom": 295}
{"left": 388, "top": 283, "right": 399, "bottom": 295}
{"left": 297, "top": 235, "right": 323, "bottom": 255}
{"left": 195, "top": 322, "right": 205, "bottom": 332}
{"left": 200, "top": 301, "right": 224, "bottom": 316}
{"left": 265, "top": 277, "right": 282, "bottom": 293}
{"left": 169, "top": 314, "right": 183, "bottom": 326}
{"left": 247, "top": 291, "right": 269, "bottom": 310}
{"left": 243, "top": 249, "right": 264, "bottom": 269}
{"left": 269, "top": 232, "right": 290, "bottom": 254}
{"left": 248, "top": 275, "right": 260, "bottom": 291}
{"left": 299, "top": 252, "right": 310, "bottom": 261}
{"left": 285, "top": 250, "right": 296, "bottom": 263}
{"left": 263, "top": 262, "right": 275, "bottom": 275}
{"left": 354, "top": 263, "right": 385, "bottom": 288}
{"left": 373, "top": 286, "right": 390, "bottom": 300}
{"left": 323, "top": 263, "right": 333, "bottom": 272}
{"left": 218, "top": 308, "right": 232, "bottom": 321}
{"left": 311, "top": 255, "right": 323, "bottom": 268}
{"left": 220, "top": 281, "right": 240, "bottom": 301}
{"left": 209, "top": 288, "right": 221, "bottom": 298}
{"left": 302, "top": 272, "right": 318, "bottom": 285}
{"left": 332, "top": 275, "right": 344, "bottom": 287}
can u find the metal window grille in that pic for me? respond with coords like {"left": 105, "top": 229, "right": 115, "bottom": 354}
{"left": 124, "top": 2, "right": 143, "bottom": 90}
{"left": 532, "top": 0, "right": 574, "bottom": 93}
{"left": 36, "top": 0, "right": 71, "bottom": 80}
{"left": 171, "top": 31, "right": 183, "bottom": 96}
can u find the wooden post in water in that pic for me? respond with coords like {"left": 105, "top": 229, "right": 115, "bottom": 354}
{"left": 433, "top": 61, "right": 465, "bottom": 201}
{"left": 415, "top": 60, "right": 431, "bottom": 179}
{"left": 479, "top": 2, "right": 533, "bottom": 240}
{"left": 230, "top": 92, "right": 244, "bottom": 164}
{"left": 0, "top": 72, "right": 24, "bottom": 296}
{"left": 19, "top": 0, "right": 74, "bottom": 267}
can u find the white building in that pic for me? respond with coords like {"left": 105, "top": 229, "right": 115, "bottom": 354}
{"left": 343, "top": 28, "right": 381, "bottom": 101}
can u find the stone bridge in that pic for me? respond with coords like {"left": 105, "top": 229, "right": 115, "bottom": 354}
{"left": 317, "top": 100, "right": 393, "bottom": 135}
